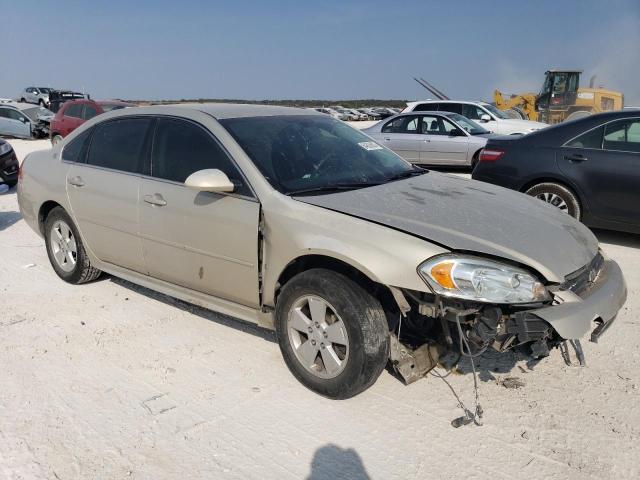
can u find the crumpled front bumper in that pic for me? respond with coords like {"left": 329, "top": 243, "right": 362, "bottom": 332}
{"left": 530, "top": 258, "right": 626, "bottom": 341}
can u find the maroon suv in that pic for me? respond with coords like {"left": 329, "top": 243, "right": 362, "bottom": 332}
{"left": 49, "top": 99, "right": 132, "bottom": 144}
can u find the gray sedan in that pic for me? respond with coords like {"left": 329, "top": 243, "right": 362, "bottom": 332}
{"left": 363, "top": 111, "right": 494, "bottom": 167}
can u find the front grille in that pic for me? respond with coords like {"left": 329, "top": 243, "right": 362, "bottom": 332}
{"left": 560, "top": 252, "right": 604, "bottom": 296}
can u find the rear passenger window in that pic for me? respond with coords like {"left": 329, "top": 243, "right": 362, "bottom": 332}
{"left": 414, "top": 103, "right": 440, "bottom": 112}
{"left": 62, "top": 128, "right": 93, "bottom": 162}
{"left": 151, "top": 118, "right": 249, "bottom": 195}
{"left": 566, "top": 126, "right": 604, "bottom": 149}
{"left": 381, "top": 116, "right": 420, "bottom": 133}
{"left": 65, "top": 104, "right": 83, "bottom": 118}
{"left": 439, "top": 103, "right": 463, "bottom": 114}
{"left": 86, "top": 118, "right": 152, "bottom": 173}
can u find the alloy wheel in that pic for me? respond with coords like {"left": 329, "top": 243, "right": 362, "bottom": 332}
{"left": 535, "top": 192, "right": 568, "bottom": 213}
{"left": 50, "top": 220, "right": 77, "bottom": 272}
{"left": 287, "top": 295, "right": 350, "bottom": 379}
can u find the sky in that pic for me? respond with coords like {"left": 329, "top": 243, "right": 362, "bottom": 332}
{"left": 1, "top": 0, "right": 639, "bottom": 104}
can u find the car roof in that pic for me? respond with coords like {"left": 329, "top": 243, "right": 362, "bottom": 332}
{"left": 409, "top": 100, "right": 483, "bottom": 106}
{"left": 166, "top": 103, "right": 322, "bottom": 119}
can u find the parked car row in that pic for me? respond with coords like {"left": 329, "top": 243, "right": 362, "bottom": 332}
{"left": 313, "top": 106, "right": 401, "bottom": 121}
{"left": 17, "top": 103, "right": 627, "bottom": 399}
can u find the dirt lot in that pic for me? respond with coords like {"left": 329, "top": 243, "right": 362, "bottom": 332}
{"left": 2, "top": 139, "right": 640, "bottom": 479}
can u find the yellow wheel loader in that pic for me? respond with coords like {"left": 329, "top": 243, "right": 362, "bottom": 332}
{"left": 494, "top": 70, "right": 624, "bottom": 123}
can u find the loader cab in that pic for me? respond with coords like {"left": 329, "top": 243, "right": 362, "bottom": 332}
{"left": 536, "top": 70, "right": 581, "bottom": 112}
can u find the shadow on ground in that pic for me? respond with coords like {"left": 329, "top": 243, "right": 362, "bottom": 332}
{"left": 307, "top": 444, "right": 370, "bottom": 480}
{"left": 109, "top": 276, "right": 276, "bottom": 343}
{"left": 593, "top": 228, "right": 640, "bottom": 248}
{"left": 0, "top": 210, "right": 21, "bottom": 232}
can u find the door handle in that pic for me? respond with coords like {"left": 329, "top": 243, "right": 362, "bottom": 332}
{"left": 67, "top": 176, "right": 85, "bottom": 187}
{"left": 143, "top": 193, "right": 167, "bottom": 207}
{"left": 423, "top": 139, "right": 431, "bottom": 143}
{"left": 384, "top": 137, "right": 391, "bottom": 141}
{"left": 564, "top": 153, "right": 587, "bottom": 163}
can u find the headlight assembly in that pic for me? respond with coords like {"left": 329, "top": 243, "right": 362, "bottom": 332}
{"left": 419, "top": 254, "right": 549, "bottom": 304}
{"left": 0, "top": 143, "right": 12, "bottom": 156}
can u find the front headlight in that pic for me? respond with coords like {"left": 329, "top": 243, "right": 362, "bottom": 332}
{"left": 418, "top": 254, "right": 549, "bottom": 304}
{"left": 0, "top": 143, "right": 12, "bottom": 156}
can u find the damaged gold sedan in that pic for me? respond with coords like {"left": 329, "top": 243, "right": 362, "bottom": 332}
{"left": 18, "top": 104, "right": 627, "bottom": 399}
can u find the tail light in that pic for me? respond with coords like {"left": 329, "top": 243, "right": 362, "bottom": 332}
{"left": 479, "top": 149, "right": 506, "bottom": 162}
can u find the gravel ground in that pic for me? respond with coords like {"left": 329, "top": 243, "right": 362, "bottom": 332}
{"left": 1, "top": 139, "right": 639, "bottom": 480}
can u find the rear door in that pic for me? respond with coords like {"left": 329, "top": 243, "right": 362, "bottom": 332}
{"left": 559, "top": 117, "right": 640, "bottom": 224}
{"left": 66, "top": 117, "right": 153, "bottom": 273}
{"left": 139, "top": 117, "right": 261, "bottom": 307}
{"left": 377, "top": 115, "right": 423, "bottom": 163}
{"left": 420, "top": 115, "right": 469, "bottom": 165}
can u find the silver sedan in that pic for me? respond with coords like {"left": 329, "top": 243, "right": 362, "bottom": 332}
{"left": 363, "top": 111, "right": 495, "bottom": 167}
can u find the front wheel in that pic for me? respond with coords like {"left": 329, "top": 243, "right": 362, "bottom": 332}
{"left": 44, "top": 207, "right": 102, "bottom": 284}
{"left": 275, "top": 269, "right": 390, "bottom": 399}
{"left": 525, "top": 182, "right": 581, "bottom": 219}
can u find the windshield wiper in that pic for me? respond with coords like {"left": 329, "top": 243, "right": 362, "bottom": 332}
{"left": 287, "top": 182, "right": 382, "bottom": 196}
{"left": 385, "top": 168, "right": 427, "bottom": 182}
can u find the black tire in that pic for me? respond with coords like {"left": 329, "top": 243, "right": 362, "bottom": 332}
{"left": 525, "top": 182, "right": 581, "bottom": 219}
{"left": 38, "top": 99, "right": 45, "bottom": 107}
{"left": 275, "top": 268, "right": 390, "bottom": 399}
{"left": 20, "top": 98, "right": 26, "bottom": 103}
{"left": 44, "top": 207, "right": 101, "bottom": 284}
{"left": 471, "top": 151, "right": 481, "bottom": 170}
{"left": 3, "top": 179, "right": 17, "bottom": 188}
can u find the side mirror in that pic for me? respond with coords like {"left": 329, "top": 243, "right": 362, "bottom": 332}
{"left": 450, "top": 128, "right": 466, "bottom": 137}
{"left": 480, "top": 114, "right": 491, "bottom": 122}
{"left": 185, "top": 169, "right": 235, "bottom": 193}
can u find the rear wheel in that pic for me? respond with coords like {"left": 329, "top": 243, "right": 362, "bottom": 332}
{"left": 275, "top": 268, "right": 390, "bottom": 399}
{"left": 38, "top": 99, "right": 45, "bottom": 107}
{"left": 525, "top": 182, "right": 581, "bottom": 219}
{"left": 44, "top": 207, "right": 101, "bottom": 284}
{"left": 20, "top": 98, "right": 26, "bottom": 103}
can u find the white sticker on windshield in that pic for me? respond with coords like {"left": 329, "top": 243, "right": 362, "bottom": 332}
{"left": 358, "top": 141, "right": 383, "bottom": 151}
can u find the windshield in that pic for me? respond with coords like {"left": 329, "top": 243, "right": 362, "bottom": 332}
{"left": 38, "top": 88, "right": 51, "bottom": 94}
{"left": 21, "top": 106, "right": 54, "bottom": 121}
{"left": 220, "top": 115, "right": 418, "bottom": 195}
{"left": 445, "top": 113, "right": 489, "bottom": 135}
{"left": 482, "top": 104, "right": 510, "bottom": 120}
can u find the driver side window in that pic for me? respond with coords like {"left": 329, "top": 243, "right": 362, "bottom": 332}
{"left": 151, "top": 118, "right": 250, "bottom": 195}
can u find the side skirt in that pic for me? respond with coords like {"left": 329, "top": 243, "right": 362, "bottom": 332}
{"left": 96, "top": 261, "right": 276, "bottom": 330}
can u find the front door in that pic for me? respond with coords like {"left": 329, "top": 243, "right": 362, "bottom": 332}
{"left": 65, "top": 117, "right": 153, "bottom": 273}
{"left": 0, "top": 107, "right": 31, "bottom": 138}
{"left": 139, "top": 117, "right": 261, "bottom": 307}
{"left": 420, "top": 115, "right": 469, "bottom": 165}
